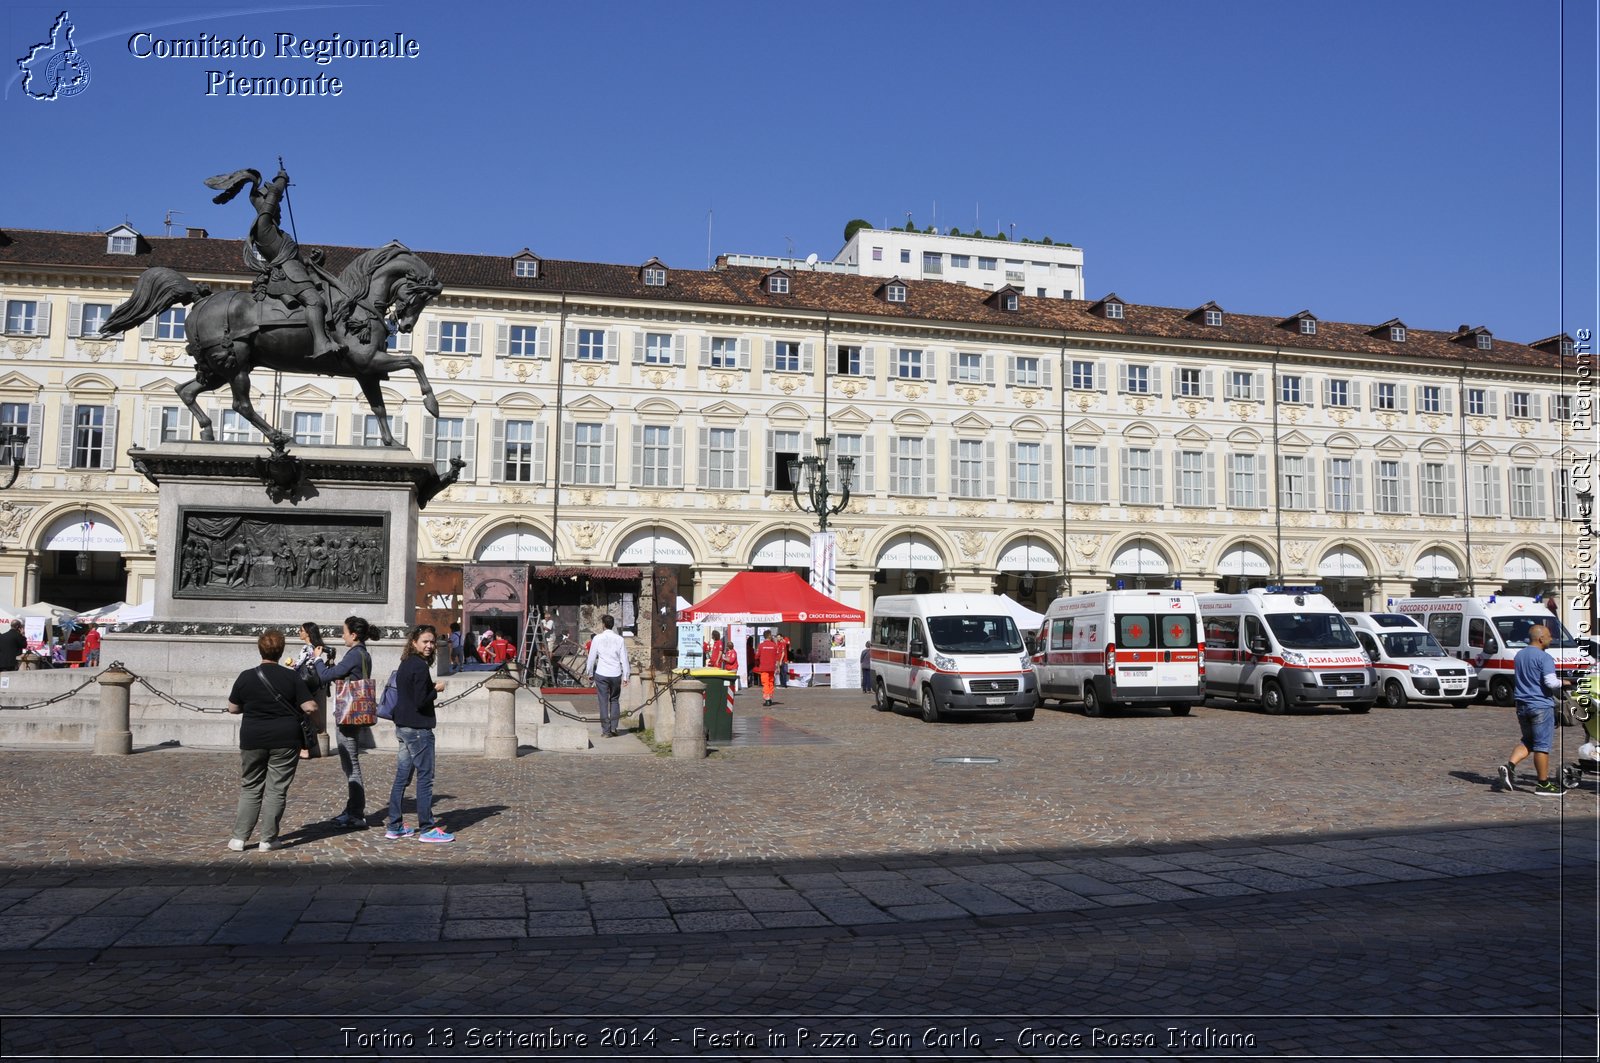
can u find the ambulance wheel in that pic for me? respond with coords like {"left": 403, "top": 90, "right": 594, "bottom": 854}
{"left": 1490, "top": 677, "right": 1513, "bottom": 706}
{"left": 1347, "top": 702, "right": 1373, "bottom": 714}
{"left": 1171, "top": 704, "right": 1193, "bottom": 717}
{"left": 1381, "top": 680, "right": 1409, "bottom": 709}
{"left": 1014, "top": 707, "right": 1035, "bottom": 722}
{"left": 873, "top": 680, "right": 893, "bottom": 713}
{"left": 1261, "top": 681, "right": 1287, "bottom": 715}
{"left": 1082, "top": 685, "right": 1105, "bottom": 718}
{"left": 1451, "top": 700, "right": 1474, "bottom": 709}
{"left": 920, "top": 687, "right": 943, "bottom": 723}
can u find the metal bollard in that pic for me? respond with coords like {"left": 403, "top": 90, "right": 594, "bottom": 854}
{"left": 484, "top": 672, "right": 520, "bottom": 759}
{"left": 94, "top": 666, "right": 134, "bottom": 756}
{"left": 672, "top": 678, "right": 706, "bottom": 760}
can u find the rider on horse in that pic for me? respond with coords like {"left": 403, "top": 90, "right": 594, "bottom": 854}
{"left": 207, "top": 166, "right": 343, "bottom": 360}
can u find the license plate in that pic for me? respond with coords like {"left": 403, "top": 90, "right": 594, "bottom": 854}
{"left": 985, "top": 696, "right": 1005, "bottom": 706}
{"left": 1336, "top": 689, "right": 1352, "bottom": 698}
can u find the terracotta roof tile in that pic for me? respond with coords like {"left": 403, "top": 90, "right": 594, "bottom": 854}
{"left": 0, "top": 228, "right": 1564, "bottom": 370}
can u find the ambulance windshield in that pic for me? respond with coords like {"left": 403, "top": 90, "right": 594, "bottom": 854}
{"left": 1265, "top": 612, "right": 1361, "bottom": 650}
{"left": 926, "top": 615, "right": 1023, "bottom": 654}
{"left": 1494, "top": 615, "right": 1578, "bottom": 649}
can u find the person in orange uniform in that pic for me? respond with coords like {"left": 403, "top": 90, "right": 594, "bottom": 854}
{"left": 755, "top": 630, "right": 781, "bottom": 706}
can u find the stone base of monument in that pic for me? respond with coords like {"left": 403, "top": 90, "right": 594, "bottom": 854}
{"left": 0, "top": 669, "right": 607, "bottom": 753}
{"left": 132, "top": 440, "right": 432, "bottom": 631}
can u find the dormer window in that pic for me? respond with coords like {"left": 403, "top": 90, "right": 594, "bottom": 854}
{"left": 1300, "top": 318, "right": 1317, "bottom": 335}
{"left": 1204, "top": 309, "right": 1223, "bottom": 326}
{"left": 1390, "top": 326, "right": 1407, "bottom": 343}
{"left": 987, "top": 286, "right": 1021, "bottom": 311}
{"left": 1475, "top": 333, "right": 1491, "bottom": 351}
{"left": 1562, "top": 338, "right": 1574, "bottom": 356}
{"left": 105, "top": 225, "right": 139, "bottom": 255}
{"left": 640, "top": 257, "right": 668, "bottom": 287}
{"left": 1105, "top": 302, "right": 1123, "bottom": 320}
{"left": 882, "top": 282, "right": 907, "bottom": 304}
{"left": 512, "top": 250, "right": 540, "bottom": 279}
{"left": 767, "top": 274, "right": 790, "bottom": 294}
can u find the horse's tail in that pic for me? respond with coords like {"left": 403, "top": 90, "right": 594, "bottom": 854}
{"left": 101, "top": 268, "right": 210, "bottom": 336}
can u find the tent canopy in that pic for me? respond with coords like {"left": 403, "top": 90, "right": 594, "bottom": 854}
{"left": 682, "top": 572, "right": 864, "bottom": 624}
{"left": 995, "top": 593, "right": 1045, "bottom": 631}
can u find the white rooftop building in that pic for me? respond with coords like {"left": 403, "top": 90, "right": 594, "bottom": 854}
{"left": 836, "top": 227, "right": 1086, "bottom": 300}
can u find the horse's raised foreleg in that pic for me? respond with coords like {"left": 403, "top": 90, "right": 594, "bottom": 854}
{"left": 177, "top": 375, "right": 218, "bottom": 441}
{"left": 356, "top": 375, "right": 402, "bottom": 447}
{"left": 369, "top": 352, "right": 440, "bottom": 418}
{"left": 229, "top": 368, "right": 290, "bottom": 448}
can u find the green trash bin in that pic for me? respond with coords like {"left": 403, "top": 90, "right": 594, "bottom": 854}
{"left": 687, "top": 667, "right": 738, "bottom": 743}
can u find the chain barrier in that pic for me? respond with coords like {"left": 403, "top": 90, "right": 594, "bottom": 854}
{"left": 514, "top": 664, "right": 688, "bottom": 726}
{"left": 0, "top": 661, "right": 696, "bottom": 727}
{"left": 127, "top": 666, "right": 231, "bottom": 714}
{"left": 0, "top": 668, "right": 106, "bottom": 710}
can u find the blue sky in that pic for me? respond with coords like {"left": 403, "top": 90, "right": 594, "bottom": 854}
{"left": 3, "top": 0, "right": 1595, "bottom": 345}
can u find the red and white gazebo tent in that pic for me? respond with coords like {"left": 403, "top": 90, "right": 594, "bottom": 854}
{"left": 680, "top": 571, "right": 863, "bottom": 625}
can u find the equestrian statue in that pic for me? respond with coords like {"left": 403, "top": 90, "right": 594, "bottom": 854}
{"left": 101, "top": 164, "right": 444, "bottom": 448}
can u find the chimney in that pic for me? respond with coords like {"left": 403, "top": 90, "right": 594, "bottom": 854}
{"left": 185, "top": 227, "right": 209, "bottom": 239}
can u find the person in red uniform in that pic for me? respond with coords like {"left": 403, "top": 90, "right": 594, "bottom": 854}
{"left": 83, "top": 624, "right": 102, "bottom": 667}
{"left": 775, "top": 632, "right": 792, "bottom": 688}
{"left": 485, "top": 632, "right": 516, "bottom": 664}
{"left": 755, "top": 630, "right": 781, "bottom": 706}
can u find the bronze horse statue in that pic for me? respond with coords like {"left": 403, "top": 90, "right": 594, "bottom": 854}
{"left": 101, "top": 242, "right": 443, "bottom": 448}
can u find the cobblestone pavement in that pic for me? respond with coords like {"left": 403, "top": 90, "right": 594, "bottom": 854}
{"left": 1, "top": 691, "right": 1596, "bottom": 1060}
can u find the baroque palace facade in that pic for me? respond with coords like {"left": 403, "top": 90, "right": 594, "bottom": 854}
{"left": 0, "top": 225, "right": 1586, "bottom": 625}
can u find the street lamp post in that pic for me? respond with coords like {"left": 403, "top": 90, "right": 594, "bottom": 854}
{"left": 788, "top": 436, "right": 855, "bottom": 532}
{"left": 0, "top": 427, "right": 27, "bottom": 491}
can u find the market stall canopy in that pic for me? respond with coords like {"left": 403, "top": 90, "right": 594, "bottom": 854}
{"left": 995, "top": 593, "right": 1045, "bottom": 630}
{"left": 681, "top": 572, "right": 864, "bottom": 625}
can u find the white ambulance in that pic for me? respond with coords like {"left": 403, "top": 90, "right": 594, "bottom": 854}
{"left": 868, "top": 594, "right": 1038, "bottom": 722}
{"left": 1343, "top": 612, "right": 1478, "bottom": 708}
{"left": 1391, "top": 596, "right": 1591, "bottom": 705}
{"left": 1031, "top": 590, "right": 1204, "bottom": 717}
{"left": 1198, "top": 588, "right": 1377, "bottom": 714}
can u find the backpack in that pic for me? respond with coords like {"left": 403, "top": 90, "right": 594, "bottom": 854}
{"left": 376, "top": 669, "right": 400, "bottom": 721}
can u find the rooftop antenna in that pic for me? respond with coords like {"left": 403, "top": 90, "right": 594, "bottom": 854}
{"left": 785, "top": 235, "right": 795, "bottom": 261}
{"left": 932, "top": 199, "right": 937, "bottom": 234}
{"left": 706, "top": 208, "right": 712, "bottom": 269}
{"left": 163, "top": 209, "right": 184, "bottom": 236}
{"left": 1009, "top": 222, "right": 1016, "bottom": 241}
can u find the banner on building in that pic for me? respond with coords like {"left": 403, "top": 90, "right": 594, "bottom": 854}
{"left": 810, "top": 531, "right": 836, "bottom": 599}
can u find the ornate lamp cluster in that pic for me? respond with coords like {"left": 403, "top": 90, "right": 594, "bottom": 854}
{"left": 0, "top": 427, "right": 27, "bottom": 491}
{"left": 787, "top": 435, "right": 854, "bottom": 532}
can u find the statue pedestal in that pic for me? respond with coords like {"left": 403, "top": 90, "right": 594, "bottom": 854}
{"left": 102, "top": 442, "right": 453, "bottom": 677}
{"left": 134, "top": 441, "right": 435, "bottom": 629}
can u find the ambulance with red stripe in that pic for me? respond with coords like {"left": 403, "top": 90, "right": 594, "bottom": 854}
{"left": 868, "top": 594, "right": 1038, "bottom": 723}
{"left": 1198, "top": 588, "right": 1377, "bottom": 714}
{"left": 1392, "top": 596, "right": 1591, "bottom": 705}
{"left": 1031, "top": 590, "right": 1204, "bottom": 717}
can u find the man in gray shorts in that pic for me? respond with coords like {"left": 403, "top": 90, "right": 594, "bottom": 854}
{"left": 1494, "top": 625, "right": 1567, "bottom": 797}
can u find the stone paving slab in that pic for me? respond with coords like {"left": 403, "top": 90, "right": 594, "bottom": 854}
{"left": 0, "top": 693, "right": 1596, "bottom": 1060}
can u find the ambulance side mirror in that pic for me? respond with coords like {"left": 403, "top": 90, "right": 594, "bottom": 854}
{"left": 1249, "top": 637, "right": 1269, "bottom": 656}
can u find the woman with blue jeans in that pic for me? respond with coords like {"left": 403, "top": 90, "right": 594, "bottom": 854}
{"left": 387, "top": 624, "right": 453, "bottom": 843}
{"left": 313, "top": 615, "right": 374, "bottom": 829}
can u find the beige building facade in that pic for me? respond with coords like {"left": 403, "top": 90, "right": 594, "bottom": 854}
{"left": 0, "top": 226, "right": 1588, "bottom": 628}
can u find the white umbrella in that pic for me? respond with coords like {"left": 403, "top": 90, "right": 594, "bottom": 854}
{"left": 75, "top": 601, "right": 128, "bottom": 624}
{"left": 15, "top": 601, "right": 75, "bottom": 622}
{"left": 114, "top": 601, "right": 153, "bottom": 626}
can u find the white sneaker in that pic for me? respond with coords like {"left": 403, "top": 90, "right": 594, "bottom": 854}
{"left": 227, "top": 838, "right": 247, "bottom": 852}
